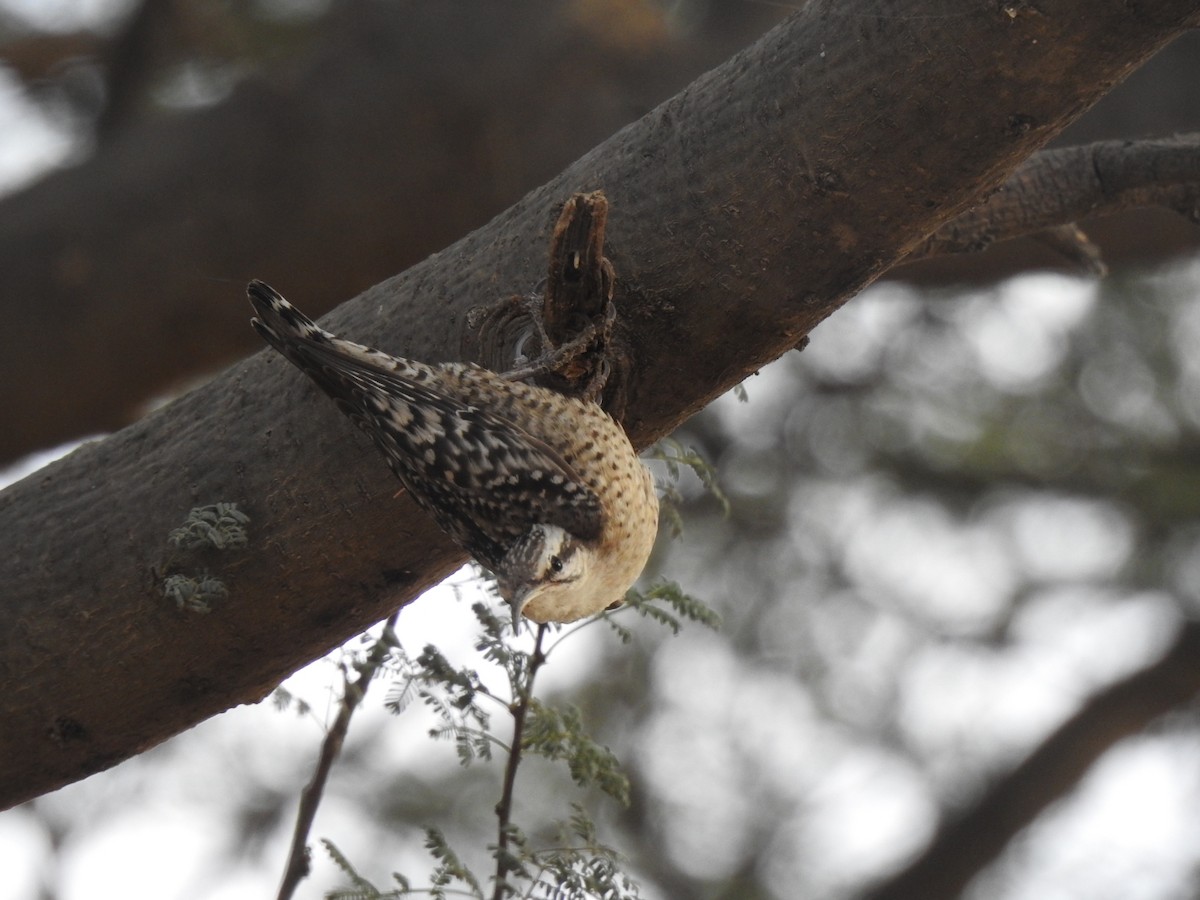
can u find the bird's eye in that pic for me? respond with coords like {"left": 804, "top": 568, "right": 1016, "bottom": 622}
{"left": 549, "top": 555, "right": 564, "bottom": 574}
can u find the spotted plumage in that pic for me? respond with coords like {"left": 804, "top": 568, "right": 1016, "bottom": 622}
{"left": 247, "top": 280, "right": 658, "bottom": 625}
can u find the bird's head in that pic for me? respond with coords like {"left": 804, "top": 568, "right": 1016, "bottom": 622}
{"left": 497, "top": 525, "right": 623, "bottom": 627}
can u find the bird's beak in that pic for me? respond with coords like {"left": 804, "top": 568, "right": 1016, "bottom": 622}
{"left": 507, "top": 586, "right": 532, "bottom": 632}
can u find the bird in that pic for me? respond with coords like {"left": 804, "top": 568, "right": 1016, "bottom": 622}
{"left": 247, "top": 280, "right": 659, "bottom": 627}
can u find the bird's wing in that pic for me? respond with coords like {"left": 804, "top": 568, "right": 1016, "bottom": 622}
{"left": 249, "top": 282, "right": 604, "bottom": 567}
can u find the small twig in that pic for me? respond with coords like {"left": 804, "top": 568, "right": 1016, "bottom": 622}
{"left": 276, "top": 611, "right": 401, "bottom": 900}
{"left": 491, "top": 624, "right": 550, "bottom": 900}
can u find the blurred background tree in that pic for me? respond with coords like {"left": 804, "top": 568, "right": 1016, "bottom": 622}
{"left": 1, "top": 1, "right": 1199, "bottom": 899}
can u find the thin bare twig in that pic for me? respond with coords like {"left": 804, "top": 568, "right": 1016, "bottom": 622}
{"left": 491, "top": 624, "right": 549, "bottom": 900}
{"left": 276, "top": 611, "right": 401, "bottom": 900}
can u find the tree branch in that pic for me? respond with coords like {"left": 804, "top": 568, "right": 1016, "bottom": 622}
{"left": 911, "top": 133, "right": 1200, "bottom": 264}
{"left": 2, "top": 0, "right": 1197, "bottom": 811}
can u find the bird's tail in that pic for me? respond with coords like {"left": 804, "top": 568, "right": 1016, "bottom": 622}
{"left": 247, "top": 279, "right": 336, "bottom": 353}
{"left": 246, "top": 279, "right": 440, "bottom": 407}
{"left": 248, "top": 279, "right": 394, "bottom": 374}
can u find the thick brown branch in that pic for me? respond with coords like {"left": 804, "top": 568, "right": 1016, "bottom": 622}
{"left": 1, "top": 0, "right": 1197, "bottom": 811}
{"left": 867, "top": 619, "right": 1200, "bottom": 900}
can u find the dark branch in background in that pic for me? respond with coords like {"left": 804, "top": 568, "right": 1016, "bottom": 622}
{"left": 910, "top": 133, "right": 1200, "bottom": 267}
{"left": 0, "top": 0, "right": 779, "bottom": 466}
{"left": 96, "top": 0, "right": 259, "bottom": 140}
{"left": 0, "top": 0, "right": 193, "bottom": 138}
{"left": 276, "top": 612, "right": 400, "bottom": 900}
{"left": 93, "top": 0, "right": 171, "bottom": 140}
{"left": 867, "top": 619, "right": 1200, "bottom": 900}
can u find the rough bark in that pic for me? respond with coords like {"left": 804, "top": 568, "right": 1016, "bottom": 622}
{"left": 2, "top": 0, "right": 1198, "bottom": 811}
